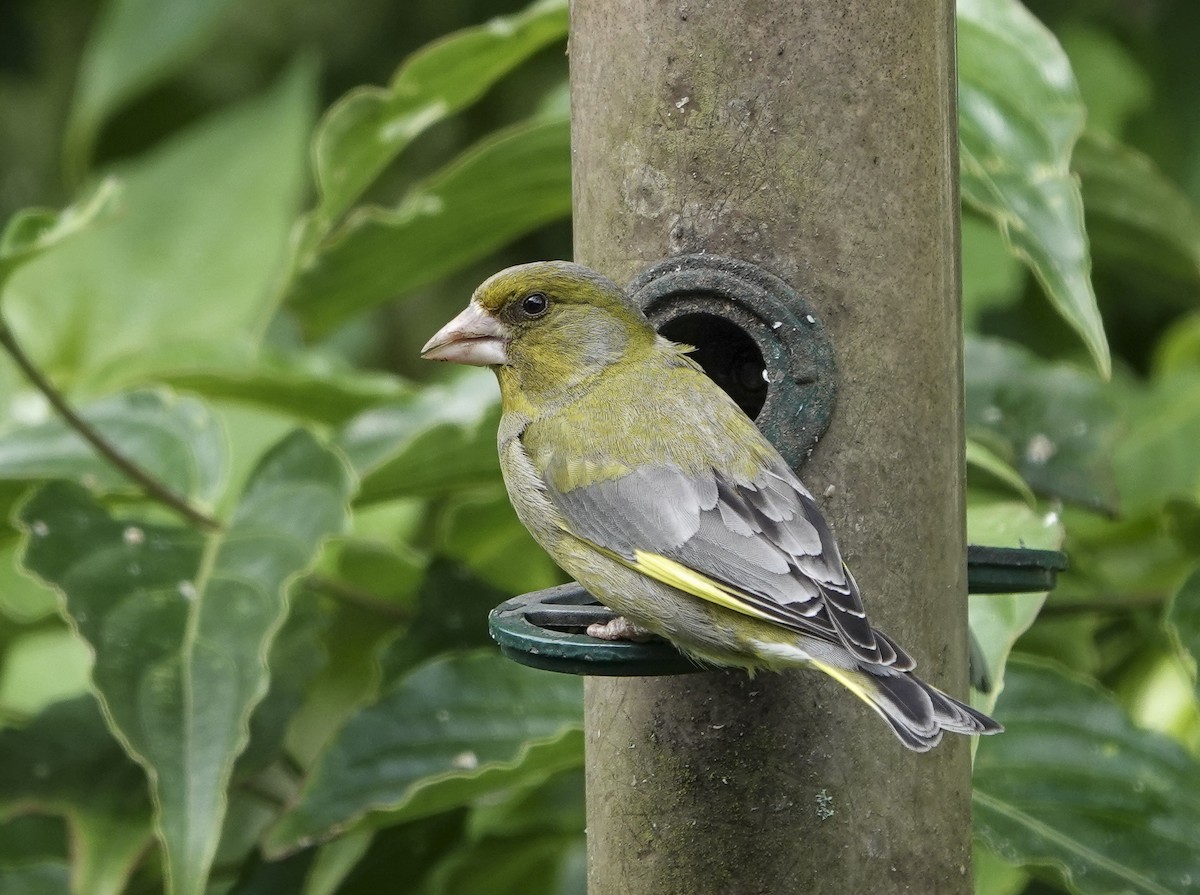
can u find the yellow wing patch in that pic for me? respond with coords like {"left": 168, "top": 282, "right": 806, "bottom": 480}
{"left": 629, "top": 550, "right": 780, "bottom": 625}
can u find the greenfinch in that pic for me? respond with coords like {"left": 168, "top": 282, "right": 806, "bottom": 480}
{"left": 422, "top": 260, "right": 1000, "bottom": 751}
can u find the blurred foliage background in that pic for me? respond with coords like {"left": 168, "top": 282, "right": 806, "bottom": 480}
{"left": 0, "top": 0, "right": 1198, "bottom": 893}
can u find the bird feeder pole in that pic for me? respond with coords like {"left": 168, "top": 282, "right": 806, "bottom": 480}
{"left": 569, "top": 1, "right": 973, "bottom": 892}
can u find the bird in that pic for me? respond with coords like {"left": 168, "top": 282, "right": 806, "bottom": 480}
{"left": 421, "top": 260, "right": 1001, "bottom": 751}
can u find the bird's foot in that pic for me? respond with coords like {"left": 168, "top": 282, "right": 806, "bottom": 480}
{"left": 586, "top": 616, "right": 654, "bottom": 642}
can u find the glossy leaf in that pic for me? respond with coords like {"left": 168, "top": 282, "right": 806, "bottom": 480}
{"left": 1113, "top": 371, "right": 1200, "bottom": 515}
{"left": 0, "top": 543, "right": 57, "bottom": 623}
{"left": 296, "top": 0, "right": 567, "bottom": 252}
{"left": 0, "top": 389, "right": 227, "bottom": 507}
{"left": 1166, "top": 565, "right": 1200, "bottom": 708}
{"left": 156, "top": 350, "right": 412, "bottom": 426}
{"left": 957, "top": 0, "right": 1108, "bottom": 377}
{"left": 961, "top": 212, "right": 1026, "bottom": 328}
{"left": 337, "top": 368, "right": 500, "bottom": 504}
{"left": 1057, "top": 25, "right": 1151, "bottom": 139}
{"left": 418, "top": 833, "right": 585, "bottom": 895}
{"left": 1153, "top": 313, "right": 1200, "bottom": 378}
{"left": 0, "top": 179, "right": 121, "bottom": 290}
{"left": 64, "top": 0, "right": 237, "bottom": 178}
{"left": 0, "top": 629, "right": 91, "bottom": 719}
{"left": 467, "top": 766, "right": 585, "bottom": 840}
{"left": 1075, "top": 131, "right": 1200, "bottom": 290}
{"left": 289, "top": 116, "right": 572, "bottom": 335}
{"left": 0, "top": 697, "right": 153, "bottom": 895}
{"left": 265, "top": 651, "right": 583, "bottom": 855}
{"left": 283, "top": 601, "right": 406, "bottom": 769}
{"left": 0, "top": 861, "right": 71, "bottom": 895}
{"left": 974, "top": 658, "right": 1200, "bottom": 895}
{"left": 5, "top": 65, "right": 314, "bottom": 388}
{"left": 17, "top": 430, "right": 353, "bottom": 895}
{"left": 965, "top": 438, "right": 1036, "bottom": 505}
{"left": 305, "top": 813, "right": 466, "bottom": 895}
{"left": 965, "top": 336, "right": 1118, "bottom": 513}
{"left": 303, "top": 831, "right": 373, "bottom": 895}
{"left": 438, "top": 487, "right": 563, "bottom": 595}
{"left": 379, "top": 560, "right": 511, "bottom": 681}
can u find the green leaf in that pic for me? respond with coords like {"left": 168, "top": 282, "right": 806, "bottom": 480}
{"left": 965, "top": 336, "right": 1118, "bottom": 513}
{"left": 1075, "top": 131, "right": 1200, "bottom": 290}
{"left": 1166, "top": 565, "right": 1200, "bottom": 708}
{"left": 17, "top": 430, "right": 353, "bottom": 895}
{"left": 284, "top": 601, "right": 405, "bottom": 768}
{"left": 0, "top": 815, "right": 67, "bottom": 864}
{"left": 303, "top": 831, "right": 372, "bottom": 895}
{"left": 967, "top": 492, "right": 1064, "bottom": 709}
{"left": 0, "top": 697, "right": 154, "bottom": 895}
{"left": 0, "top": 179, "right": 121, "bottom": 291}
{"left": 0, "top": 628, "right": 91, "bottom": 718}
{"left": 1114, "top": 371, "right": 1200, "bottom": 515}
{"left": 156, "top": 350, "right": 413, "bottom": 426}
{"left": 0, "top": 389, "right": 227, "bottom": 507}
{"left": 1057, "top": 508, "right": 1199, "bottom": 617}
{"left": 973, "top": 843, "right": 1030, "bottom": 895}
{"left": 418, "top": 833, "right": 585, "bottom": 895}
{"left": 64, "top": 0, "right": 238, "bottom": 178}
{"left": 957, "top": 0, "right": 1108, "bottom": 378}
{"left": 0, "top": 544, "right": 57, "bottom": 623}
{"left": 965, "top": 438, "right": 1036, "bottom": 505}
{"left": 305, "top": 813, "right": 466, "bottom": 895}
{"left": 337, "top": 368, "right": 500, "bottom": 504}
{"left": 1057, "top": 25, "right": 1152, "bottom": 139}
{"left": 265, "top": 651, "right": 583, "bottom": 855}
{"left": 289, "top": 116, "right": 572, "bottom": 335}
{"left": 961, "top": 212, "right": 1026, "bottom": 329}
{"left": 226, "top": 849, "right": 315, "bottom": 895}
{"left": 296, "top": 0, "right": 567, "bottom": 252}
{"left": 380, "top": 560, "right": 511, "bottom": 681}
{"left": 439, "top": 488, "right": 563, "bottom": 596}
{"left": 974, "top": 658, "right": 1200, "bottom": 895}
{"left": 5, "top": 64, "right": 314, "bottom": 390}
{"left": 1154, "top": 313, "right": 1200, "bottom": 378}
{"left": 467, "top": 766, "right": 584, "bottom": 839}
{"left": 0, "top": 861, "right": 72, "bottom": 895}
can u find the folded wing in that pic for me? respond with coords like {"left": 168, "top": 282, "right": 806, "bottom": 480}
{"left": 546, "top": 459, "right": 914, "bottom": 671}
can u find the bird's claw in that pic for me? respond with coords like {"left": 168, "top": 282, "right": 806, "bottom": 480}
{"left": 586, "top": 616, "right": 654, "bottom": 642}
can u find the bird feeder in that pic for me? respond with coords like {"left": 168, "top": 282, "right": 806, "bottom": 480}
{"left": 542, "top": 0, "right": 1034, "bottom": 891}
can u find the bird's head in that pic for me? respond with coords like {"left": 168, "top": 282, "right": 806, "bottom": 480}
{"left": 421, "top": 261, "right": 658, "bottom": 396}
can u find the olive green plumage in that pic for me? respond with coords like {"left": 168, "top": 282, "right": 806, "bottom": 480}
{"left": 422, "top": 260, "right": 1001, "bottom": 752}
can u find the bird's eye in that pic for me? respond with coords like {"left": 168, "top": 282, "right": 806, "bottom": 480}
{"left": 520, "top": 292, "right": 549, "bottom": 317}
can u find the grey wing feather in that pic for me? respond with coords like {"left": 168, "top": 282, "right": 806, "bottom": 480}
{"left": 547, "top": 459, "right": 915, "bottom": 670}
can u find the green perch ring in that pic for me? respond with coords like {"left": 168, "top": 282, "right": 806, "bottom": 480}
{"left": 489, "top": 546, "right": 1067, "bottom": 677}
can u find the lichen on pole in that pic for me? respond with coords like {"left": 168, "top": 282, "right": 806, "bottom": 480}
{"left": 569, "top": 0, "right": 972, "bottom": 892}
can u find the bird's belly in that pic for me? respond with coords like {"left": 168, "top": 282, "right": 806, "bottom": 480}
{"left": 498, "top": 420, "right": 754, "bottom": 668}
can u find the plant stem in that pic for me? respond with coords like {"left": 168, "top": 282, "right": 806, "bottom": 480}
{"left": 0, "top": 321, "right": 221, "bottom": 530}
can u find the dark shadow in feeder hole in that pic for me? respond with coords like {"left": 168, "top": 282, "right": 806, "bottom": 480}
{"left": 658, "top": 313, "right": 768, "bottom": 419}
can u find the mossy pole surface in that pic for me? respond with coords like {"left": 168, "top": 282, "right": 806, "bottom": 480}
{"left": 570, "top": 1, "right": 971, "bottom": 893}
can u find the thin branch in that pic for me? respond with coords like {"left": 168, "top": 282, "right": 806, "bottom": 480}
{"left": 303, "top": 573, "right": 412, "bottom": 622}
{"left": 0, "top": 321, "right": 221, "bottom": 530}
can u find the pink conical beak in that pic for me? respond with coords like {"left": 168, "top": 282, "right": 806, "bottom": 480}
{"left": 421, "top": 302, "right": 509, "bottom": 366}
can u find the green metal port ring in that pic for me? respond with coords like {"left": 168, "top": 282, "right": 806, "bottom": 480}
{"left": 489, "top": 545, "right": 1067, "bottom": 677}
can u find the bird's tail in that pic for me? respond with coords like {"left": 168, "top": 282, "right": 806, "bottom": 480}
{"left": 812, "top": 659, "right": 1002, "bottom": 753}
